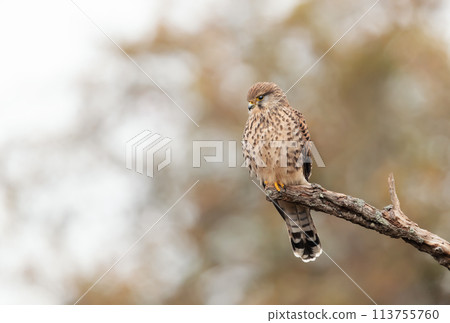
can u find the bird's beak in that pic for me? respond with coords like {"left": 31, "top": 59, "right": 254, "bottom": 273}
{"left": 248, "top": 101, "right": 255, "bottom": 110}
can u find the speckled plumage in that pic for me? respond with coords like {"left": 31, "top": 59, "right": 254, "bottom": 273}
{"left": 243, "top": 82, "right": 322, "bottom": 262}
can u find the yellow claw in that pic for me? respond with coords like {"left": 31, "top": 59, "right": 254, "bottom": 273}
{"left": 274, "top": 182, "right": 281, "bottom": 192}
{"left": 280, "top": 182, "right": 285, "bottom": 188}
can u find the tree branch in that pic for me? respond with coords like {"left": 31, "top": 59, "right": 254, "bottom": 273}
{"left": 265, "top": 173, "right": 450, "bottom": 270}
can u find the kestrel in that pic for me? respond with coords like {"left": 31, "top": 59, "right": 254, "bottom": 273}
{"left": 242, "top": 82, "right": 322, "bottom": 262}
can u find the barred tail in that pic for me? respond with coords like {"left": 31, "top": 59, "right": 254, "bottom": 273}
{"left": 273, "top": 200, "right": 322, "bottom": 262}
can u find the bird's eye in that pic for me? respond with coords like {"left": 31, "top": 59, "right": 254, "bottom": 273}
{"left": 257, "top": 95, "right": 264, "bottom": 100}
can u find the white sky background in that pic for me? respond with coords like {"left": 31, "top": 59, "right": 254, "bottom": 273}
{"left": 0, "top": 0, "right": 167, "bottom": 304}
{"left": 0, "top": 0, "right": 159, "bottom": 141}
{"left": 0, "top": 0, "right": 450, "bottom": 304}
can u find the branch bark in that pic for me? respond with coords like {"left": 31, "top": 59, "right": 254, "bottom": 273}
{"left": 265, "top": 173, "right": 450, "bottom": 270}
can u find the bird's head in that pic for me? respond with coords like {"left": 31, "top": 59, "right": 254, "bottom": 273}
{"left": 246, "top": 82, "right": 289, "bottom": 113}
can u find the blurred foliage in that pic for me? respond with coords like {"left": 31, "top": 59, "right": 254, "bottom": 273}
{"left": 2, "top": 0, "right": 449, "bottom": 304}
{"left": 74, "top": 0, "right": 450, "bottom": 304}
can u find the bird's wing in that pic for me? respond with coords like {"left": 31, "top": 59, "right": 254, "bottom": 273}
{"left": 292, "top": 109, "right": 312, "bottom": 181}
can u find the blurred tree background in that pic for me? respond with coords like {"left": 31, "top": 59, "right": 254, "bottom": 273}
{"left": 1, "top": 0, "right": 449, "bottom": 304}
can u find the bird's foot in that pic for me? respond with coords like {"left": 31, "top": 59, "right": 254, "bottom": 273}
{"left": 262, "top": 181, "right": 285, "bottom": 191}
{"left": 274, "top": 182, "right": 285, "bottom": 192}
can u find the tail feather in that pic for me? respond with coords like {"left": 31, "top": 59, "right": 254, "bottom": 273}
{"left": 273, "top": 200, "right": 322, "bottom": 262}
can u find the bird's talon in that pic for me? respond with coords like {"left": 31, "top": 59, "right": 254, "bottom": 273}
{"left": 274, "top": 182, "right": 281, "bottom": 192}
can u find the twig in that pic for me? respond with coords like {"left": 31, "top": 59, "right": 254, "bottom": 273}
{"left": 265, "top": 174, "right": 450, "bottom": 270}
